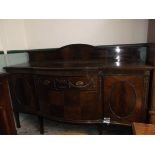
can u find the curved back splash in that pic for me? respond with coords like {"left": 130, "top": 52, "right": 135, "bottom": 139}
{"left": 28, "top": 44, "right": 147, "bottom": 64}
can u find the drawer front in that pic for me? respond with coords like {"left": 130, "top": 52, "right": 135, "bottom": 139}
{"left": 37, "top": 76, "right": 98, "bottom": 91}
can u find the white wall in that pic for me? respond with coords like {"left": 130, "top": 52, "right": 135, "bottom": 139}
{"left": 0, "top": 19, "right": 149, "bottom": 50}
{"left": 0, "top": 19, "right": 28, "bottom": 51}
{"left": 0, "top": 39, "right": 3, "bottom": 50}
{"left": 24, "top": 19, "right": 148, "bottom": 49}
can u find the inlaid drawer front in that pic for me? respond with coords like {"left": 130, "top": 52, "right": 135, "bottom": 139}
{"left": 37, "top": 76, "right": 97, "bottom": 90}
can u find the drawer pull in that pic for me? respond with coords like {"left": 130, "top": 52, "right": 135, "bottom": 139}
{"left": 75, "top": 81, "right": 84, "bottom": 86}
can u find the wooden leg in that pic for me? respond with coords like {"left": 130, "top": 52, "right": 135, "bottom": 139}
{"left": 14, "top": 112, "right": 21, "bottom": 128}
{"left": 96, "top": 124, "right": 103, "bottom": 135}
{"left": 38, "top": 116, "right": 44, "bottom": 134}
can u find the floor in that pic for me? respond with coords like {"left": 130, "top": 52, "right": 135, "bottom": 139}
{"left": 17, "top": 114, "right": 133, "bottom": 135}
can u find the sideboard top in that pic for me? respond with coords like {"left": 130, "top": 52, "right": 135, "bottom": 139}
{"left": 4, "top": 44, "right": 154, "bottom": 71}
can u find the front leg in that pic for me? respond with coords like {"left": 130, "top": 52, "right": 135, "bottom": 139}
{"left": 96, "top": 124, "right": 103, "bottom": 135}
{"left": 38, "top": 116, "right": 44, "bottom": 134}
{"left": 14, "top": 112, "right": 21, "bottom": 128}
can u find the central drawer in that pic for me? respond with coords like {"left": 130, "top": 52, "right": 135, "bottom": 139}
{"left": 36, "top": 76, "right": 98, "bottom": 91}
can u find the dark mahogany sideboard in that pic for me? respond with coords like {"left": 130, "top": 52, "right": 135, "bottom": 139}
{"left": 0, "top": 73, "right": 17, "bottom": 134}
{"left": 4, "top": 44, "right": 153, "bottom": 134}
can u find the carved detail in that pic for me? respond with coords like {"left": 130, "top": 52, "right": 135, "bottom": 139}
{"left": 40, "top": 77, "right": 96, "bottom": 90}
{"left": 54, "top": 79, "right": 69, "bottom": 89}
{"left": 69, "top": 79, "right": 94, "bottom": 88}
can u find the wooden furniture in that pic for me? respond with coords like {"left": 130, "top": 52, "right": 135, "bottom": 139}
{"left": 148, "top": 19, "right": 155, "bottom": 123}
{"left": 4, "top": 44, "right": 153, "bottom": 134}
{"left": 132, "top": 122, "right": 155, "bottom": 135}
{"left": 0, "top": 73, "right": 17, "bottom": 135}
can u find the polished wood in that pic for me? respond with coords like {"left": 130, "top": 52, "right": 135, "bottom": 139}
{"left": 132, "top": 122, "right": 155, "bottom": 135}
{"left": 104, "top": 75, "right": 148, "bottom": 124}
{"left": 28, "top": 44, "right": 143, "bottom": 63}
{"left": 0, "top": 73, "right": 17, "bottom": 134}
{"left": 147, "top": 20, "right": 155, "bottom": 123}
{"left": 4, "top": 44, "right": 153, "bottom": 134}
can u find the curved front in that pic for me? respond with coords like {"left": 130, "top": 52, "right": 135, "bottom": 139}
{"left": 35, "top": 75, "right": 102, "bottom": 123}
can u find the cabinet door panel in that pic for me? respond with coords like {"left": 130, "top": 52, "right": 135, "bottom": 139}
{"left": 10, "top": 75, "right": 38, "bottom": 112}
{"left": 103, "top": 75, "right": 146, "bottom": 124}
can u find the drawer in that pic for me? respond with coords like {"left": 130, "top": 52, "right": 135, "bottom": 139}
{"left": 35, "top": 76, "right": 98, "bottom": 91}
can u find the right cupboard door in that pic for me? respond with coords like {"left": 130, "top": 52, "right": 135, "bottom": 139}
{"left": 103, "top": 75, "right": 147, "bottom": 124}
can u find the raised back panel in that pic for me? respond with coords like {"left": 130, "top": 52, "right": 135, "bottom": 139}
{"left": 28, "top": 44, "right": 144, "bottom": 64}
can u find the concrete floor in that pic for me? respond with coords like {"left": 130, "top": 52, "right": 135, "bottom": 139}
{"left": 16, "top": 114, "right": 132, "bottom": 135}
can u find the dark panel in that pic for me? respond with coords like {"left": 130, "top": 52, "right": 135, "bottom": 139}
{"left": 103, "top": 75, "right": 147, "bottom": 124}
{"left": 9, "top": 74, "right": 38, "bottom": 113}
{"left": 109, "top": 81, "right": 136, "bottom": 118}
{"left": 64, "top": 106, "right": 81, "bottom": 120}
{"left": 80, "top": 91, "right": 101, "bottom": 120}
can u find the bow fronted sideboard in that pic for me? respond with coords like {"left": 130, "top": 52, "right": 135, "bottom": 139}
{"left": 4, "top": 44, "right": 153, "bottom": 134}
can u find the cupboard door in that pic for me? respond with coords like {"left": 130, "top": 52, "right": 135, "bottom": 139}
{"left": 103, "top": 75, "right": 147, "bottom": 124}
{"left": 9, "top": 74, "right": 38, "bottom": 113}
{"left": 35, "top": 76, "right": 102, "bottom": 122}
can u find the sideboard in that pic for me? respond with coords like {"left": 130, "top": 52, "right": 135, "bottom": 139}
{"left": 4, "top": 44, "right": 153, "bottom": 134}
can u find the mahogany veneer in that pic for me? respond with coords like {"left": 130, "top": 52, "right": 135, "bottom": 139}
{"left": 4, "top": 44, "right": 153, "bottom": 134}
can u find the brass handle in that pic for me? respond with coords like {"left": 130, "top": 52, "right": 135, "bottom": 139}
{"left": 75, "top": 81, "right": 84, "bottom": 86}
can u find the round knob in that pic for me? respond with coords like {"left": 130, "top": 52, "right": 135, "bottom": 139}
{"left": 75, "top": 81, "right": 84, "bottom": 86}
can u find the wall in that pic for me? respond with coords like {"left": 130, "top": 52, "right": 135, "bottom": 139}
{"left": 24, "top": 19, "right": 148, "bottom": 49}
{"left": 0, "top": 38, "right": 3, "bottom": 50}
{"left": 0, "top": 19, "right": 149, "bottom": 50}
{"left": 0, "top": 20, "right": 28, "bottom": 68}
{"left": 0, "top": 20, "right": 28, "bottom": 51}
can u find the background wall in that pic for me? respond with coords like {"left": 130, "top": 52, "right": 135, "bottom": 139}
{"left": 0, "top": 20, "right": 28, "bottom": 68}
{"left": 0, "top": 19, "right": 149, "bottom": 50}
{"left": 0, "top": 20, "right": 28, "bottom": 51}
{"left": 24, "top": 19, "right": 148, "bottom": 49}
{"left": 0, "top": 37, "right": 3, "bottom": 50}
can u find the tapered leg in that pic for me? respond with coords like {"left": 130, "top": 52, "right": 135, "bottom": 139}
{"left": 38, "top": 116, "right": 44, "bottom": 134}
{"left": 14, "top": 112, "right": 21, "bottom": 128}
{"left": 96, "top": 124, "right": 103, "bottom": 135}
